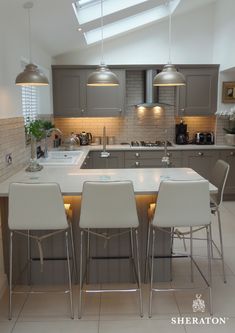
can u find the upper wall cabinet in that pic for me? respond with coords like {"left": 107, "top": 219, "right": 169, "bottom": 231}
{"left": 52, "top": 69, "right": 86, "bottom": 117}
{"left": 85, "top": 69, "right": 126, "bottom": 117}
{"left": 52, "top": 67, "right": 126, "bottom": 117}
{"left": 177, "top": 66, "right": 219, "bottom": 116}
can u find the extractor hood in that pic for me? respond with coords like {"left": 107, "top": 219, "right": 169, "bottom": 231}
{"left": 136, "top": 69, "right": 172, "bottom": 108}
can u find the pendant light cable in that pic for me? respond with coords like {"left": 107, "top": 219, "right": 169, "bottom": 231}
{"left": 27, "top": 5, "right": 32, "bottom": 62}
{"left": 87, "top": 0, "right": 119, "bottom": 86}
{"left": 153, "top": 0, "right": 186, "bottom": 86}
{"left": 168, "top": 4, "right": 171, "bottom": 64}
{"left": 15, "top": 1, "right": 49, "bottom": 86}
{"left": 100, "top": 0, "right": 104, "bottom": 65}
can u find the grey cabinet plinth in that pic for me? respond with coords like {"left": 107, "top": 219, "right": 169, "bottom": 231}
{"left": 177, "top": 66, "right": 219, "bottom": 115}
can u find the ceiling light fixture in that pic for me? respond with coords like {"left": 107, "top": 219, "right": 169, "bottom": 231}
{"left": 153, "top": 1, "right": 185, "bottom": 87}
{"left": 15, "top": 2, "right": 49, "bottom": 86}
{"left": 87, "top": 0, "right": 119, "bottom": 87}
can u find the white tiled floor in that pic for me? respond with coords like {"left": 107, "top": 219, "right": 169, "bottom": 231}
{"left": 1, "top": 202, "right": 235, "bottom": 332}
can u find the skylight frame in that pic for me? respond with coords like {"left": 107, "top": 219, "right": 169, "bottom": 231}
{"left": 72, "top": 0, "right": 151, "bottom": 25}
{"left": 84, "top": 1, "right": 180, "bottom": 45}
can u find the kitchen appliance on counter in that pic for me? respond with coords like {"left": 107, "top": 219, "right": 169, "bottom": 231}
{"left": 77, "top": 132, "right": 92, "bottom": 145}
{"left": 195, "top": 132, "right": 214, "bottom": 145}
{"left": 131, "top": 140, "right": 172, "bottom": 147}
{"left": 175, "top": 120, "right": 189, "bottom": 144}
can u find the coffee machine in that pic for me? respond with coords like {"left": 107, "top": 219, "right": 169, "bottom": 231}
{"left": 175, "top": 120, "right": 188, "bottom": 144}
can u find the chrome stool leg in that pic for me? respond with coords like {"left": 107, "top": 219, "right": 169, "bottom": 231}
{"left": 145, "top": 221, "right": 151, "bottom": 283}
{"left": 206, "top": 225, "right": 213, "bottom": 315}
{"left": 217, "top": 209, "right": 226, "bottom": 283}
{"left": 8, "top": 231, "right": 13, "bottom": 320}
{"left": 135, "top": 229, "right": 143, "bottom": 317}
{"left": 149, "top": 227, "right": 155, "bottom": 318}
{"left": 78, "top": 230, "right": 83, "bottom": 319}
{"left": 190, "top": 227, "right": 194, "bottom": 283}
{"left": 69, "top": 225, "right": 78, "bottom": 284}
{"left": 65, "top": 231, "right": 74, "bottom": 319}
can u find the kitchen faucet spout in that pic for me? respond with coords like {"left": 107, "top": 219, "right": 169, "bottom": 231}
{"left": 44, "top": 128, "right": 63, "bottom": 158}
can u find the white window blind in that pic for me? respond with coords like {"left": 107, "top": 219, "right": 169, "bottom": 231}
{"left": 21, "top": 86, "right": 39, "bottom": 125}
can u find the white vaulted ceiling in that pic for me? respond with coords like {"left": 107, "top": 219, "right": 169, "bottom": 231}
{"left": 0, "top": 0, "right": 216, "bottom": 57}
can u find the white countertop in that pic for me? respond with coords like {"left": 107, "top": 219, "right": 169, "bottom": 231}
{"left": 84, "top": 144, "right": 235, "bottom": 151}
{"left": 0, "top": 165, "right": 217, "bottom": 196}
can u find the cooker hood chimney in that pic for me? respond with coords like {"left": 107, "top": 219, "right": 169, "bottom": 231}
{"left": 136, "top": 69, "right": 172, "bottom": 108}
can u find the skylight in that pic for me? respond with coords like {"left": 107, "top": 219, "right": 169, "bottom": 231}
{"left": 73, "top": 0, "right": 151, "bottom": 24}
{"left": 72, "top": 0, "right": 181, "bottom": 45}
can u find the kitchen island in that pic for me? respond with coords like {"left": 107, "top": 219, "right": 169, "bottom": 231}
{"left": 0, "top": 154, "right": 217, "bottom": 285}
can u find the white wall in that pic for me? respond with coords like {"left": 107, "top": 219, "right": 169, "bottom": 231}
{"left": 0, "top": 7, "right": 53, "bottom": 119}
{"left": 54, "top": 4, "right": 215, "bottom": 65}
{"left": 213, "top": 0, "right": 235, "bottom": 71}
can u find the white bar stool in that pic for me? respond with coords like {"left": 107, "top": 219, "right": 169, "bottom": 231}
{"left": 8, "top": 182, "right": 74, "bottom": 319}
{"left": 210, "top": 159, "right": 230, "bottom": 283}
{"left": 78, "top": 180, "right": 143, "bottom": 318}
{"left": 146, "top": 180, "right": 212, "bottom": 317}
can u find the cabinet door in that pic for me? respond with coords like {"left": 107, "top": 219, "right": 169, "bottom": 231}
{"left": 219, "top": 150, "right": 235, "bottom": 195}
{"left": 177, "top": 67, "right": 218, "bottom": 115}
{"left": 182, "top": 150, "right": 220, "bottom": 179}
{"left": 85, "top": 70, "right": 126, "bottom": 117}
{"left": 91, "top": 151, "right": 124, "bottom": 169}
{"left": 81, "top": 153, "right": 93, "bottom": 169}
{"left": 53, "top": 69, "right": 86, "bottom": 117}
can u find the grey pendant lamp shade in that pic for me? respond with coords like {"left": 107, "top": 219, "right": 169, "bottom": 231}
{"left": 87, "top": 0, "right": 119, "bottom": 87}
{"left": 15, "top": 2, "right": 49, "bottom": 86}
{"left": 153, "top": 3, "right": 185, "bottom": 87}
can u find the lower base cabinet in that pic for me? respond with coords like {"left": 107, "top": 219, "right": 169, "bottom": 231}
{"left": 80, "top": 148, "right": 235, "bottom": 197}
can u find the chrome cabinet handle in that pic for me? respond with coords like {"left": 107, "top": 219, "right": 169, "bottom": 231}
{"left": 198, "top": 152, "right": 204, "bottom": 156}
{"left": 135, "top": 161, "right": 140, "bottom": 167}
{"left": 135, "top": 153, "right": 140, "bottom": 157}
{"left": 230, "top": 151, "right": 235, "bottom": 156}
{"left": 81, "top": 109, "right": 85, "bottom": 113}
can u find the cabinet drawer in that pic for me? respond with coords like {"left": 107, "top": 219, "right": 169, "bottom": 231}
{"left": 125, "top": 150, "right": 181, "bottom": 159}
{"left": 125, "top": 159, "right": 161, "bottom": 168}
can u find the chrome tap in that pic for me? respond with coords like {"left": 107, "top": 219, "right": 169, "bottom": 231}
{"left": 100, "top": 126, "right": 110, "bottom": 158}
{"left": 44, "top": 128, "right": 63, "bottom": 158}
{"left": 161, "top": 129, "right": 171, "bottom": 167}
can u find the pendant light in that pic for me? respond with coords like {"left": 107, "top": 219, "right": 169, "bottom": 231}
{"left": 87, "top": 0, "right": 119, "bottom": 87}
{"left": 15, "top": 2, "right": 49, "bottom": 86}
{"left": 153, "top": 1, "right": 185, "bottom": 87}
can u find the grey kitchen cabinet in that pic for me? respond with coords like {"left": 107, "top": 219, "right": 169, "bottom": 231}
{"left": 125, "top": 150, "right": 182, "bottom": 168}
{"left": 90, "top": 151, "right": 125, "bottom": 169}
{"left": 85, "top": 69, "right": 126, "bottom": 117}
{"left": 80, "top": 152, "right": 93, "bottom": 169}
{"left": 177, "top": 66, "right": 219, "bottom": 116}
{"left": 219, "top": 149, "right": 235, "bottom": 196}
{"left": 182, "top": 150, "right": 220, "bottom": 180}
{"left": 52, "top": 67, "right": 126, "bottom": 117}
{"left": 52, "top": 69, "right": 86, "bottom": 117}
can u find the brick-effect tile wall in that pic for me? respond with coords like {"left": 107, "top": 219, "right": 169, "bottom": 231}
{"left": 0, "top": 117, "right": 28, "bottom": 182}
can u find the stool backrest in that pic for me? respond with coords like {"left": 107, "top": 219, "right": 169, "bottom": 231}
{"left": 210, "top": 159, "right": 230, "bottom": 206}
{"left": 152, "top": 180, "right": 211, "bottom": 228}
{"left": 79, "top": 181, "right": 139, "bottom": 228}
{"left": 8, "top": 183, "right": 68, "bottom": 230}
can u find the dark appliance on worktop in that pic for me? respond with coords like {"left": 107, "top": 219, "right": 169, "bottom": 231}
{"left": 175, "top": 120, "right": 189, "bottom": 144}
{"left": 131, "top": 140, "right": 172, "bottom": 147}
{"left": 194, "top": 132, "right": 214, "bottom": 145}
{"left": 77, "top": 132, "right": 92, "bottom": 145}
